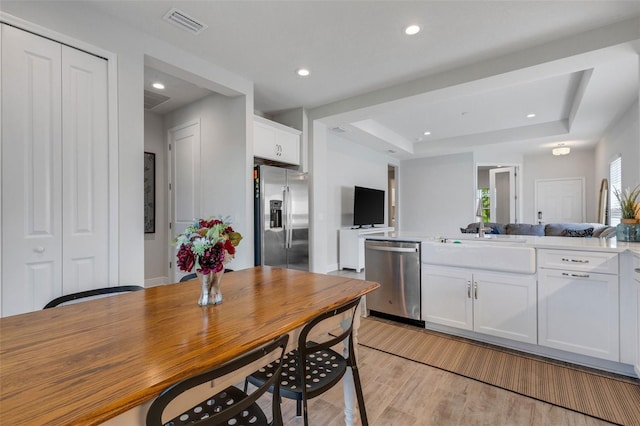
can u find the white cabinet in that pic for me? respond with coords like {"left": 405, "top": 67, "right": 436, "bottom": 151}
{"left": 422, "top": 265, "right": 537, "bottom": 344}
{"left": 254, "top": 115, "right": 300, "bottom": 165}
{"left": 538, "top": 249, "right": 619, "bottom": 361}
{"left": 1, "top": 25, "right": 110, "bottom": 316}
{"left": 339, "top": 227, "right": 393, "bottom": 272}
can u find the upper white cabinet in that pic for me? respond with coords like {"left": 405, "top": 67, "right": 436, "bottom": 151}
{"left": 1, "top": 25, "right": 110, "bottom": 316}
{"left": 254, "top": 115, "right": 301, "bottom": 165}
{"left": 538, "top": 249, "right": 619, "bottom": 361}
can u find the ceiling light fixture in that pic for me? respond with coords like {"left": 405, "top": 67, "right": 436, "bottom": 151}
{"left": 404, "top": 25, "right": 421, "bottom": 35}
{"left": 423, "top": 131, "right": 431, "bottom": 136}
{"left": 152, "top": 82, "right": 165, "bottom": 90}
{"left": 296, "top": 68, "right": 310, "bottom": 77}
{"left": 527, "top": 113, "right": 536, "bottom": 118}
{"left": 552, "top": 144, "right": 570, "bottom": 156}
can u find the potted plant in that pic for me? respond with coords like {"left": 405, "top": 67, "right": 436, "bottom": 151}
{"left": 613, "top": 185, "right": 640, "bottom": 224}
{"left": 613, "top": 185, "right": 640, "bottom": 242}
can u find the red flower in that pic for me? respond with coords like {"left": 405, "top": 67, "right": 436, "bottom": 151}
{"left": 224, "top": 239, "right": 235, "bottom": 255}
{"left": 199, "top": 242, "right": 226, "bottom": 274}
{"left": 176, "top": 244, "right": 196, "bottom": 272}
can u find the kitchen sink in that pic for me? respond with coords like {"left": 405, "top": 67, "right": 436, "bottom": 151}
{"left": 422, "top": 239, "right": 536, "bottom": 273}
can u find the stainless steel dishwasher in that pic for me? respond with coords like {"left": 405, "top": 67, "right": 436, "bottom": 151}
{"left": 364, "top": 239, "right": 421, "bottom": 322}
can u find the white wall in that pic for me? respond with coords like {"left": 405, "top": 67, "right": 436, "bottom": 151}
{"left": 326, "top": 133, "right": 396, "bottom": 271}
{"left": 163, "top": 93, "right": 251, "bottom": 272}
{"left": 522, "top": 148, "right": 597, "bottom": 224}
{"left": 144, "top": 112, "right": 168, "bottom": 284}
{"left": 0, "top": 2, "right": 254, "bottom": 285}
{"left": 596, "top": 101, "right": 640, "bottom": 195}
{"left": 400, "top": 153, "right": 475, "bottom": 236}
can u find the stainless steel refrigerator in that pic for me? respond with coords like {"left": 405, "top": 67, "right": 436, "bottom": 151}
{"left": 254, "top": 165, "right": 309, "bottom": 270}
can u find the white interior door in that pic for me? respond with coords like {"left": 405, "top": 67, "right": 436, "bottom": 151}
{"left": 1, "top": 25, "right": 110, "bottom": 316}
{"left": 61, "top": 45, "right": 109, "bottom": 294}
{"left": 535, "top": 177, "right": 585, "bottom": 224}
{"left": 489, "top": 167, "right": 516, "bottom": 223}
{"left": 169, "top": 121, "right": 201, "bottom": 281}
{"left": 1, "top": 25, "right": 63, "bottom": 316}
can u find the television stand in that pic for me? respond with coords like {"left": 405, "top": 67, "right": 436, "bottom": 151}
{"left": 339, "top": 227, "right": 394, "bottom": 272}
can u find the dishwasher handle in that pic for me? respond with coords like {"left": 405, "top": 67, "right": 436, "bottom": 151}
{"left": 366, "top": 245, "right": 418, "bottom": 253}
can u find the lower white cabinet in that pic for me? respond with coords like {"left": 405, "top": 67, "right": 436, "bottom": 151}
{"left": 538, "top": 249, "right": 619, "bottom": 361}
{"left": 422, "top": 265, "right": 537, "bottom": 344}
{"left": 339, "top": 227, "right": 393, "bottom": 272}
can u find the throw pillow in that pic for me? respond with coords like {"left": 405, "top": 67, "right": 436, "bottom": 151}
{"left": 563, "top": 227, "right": 594, "bottom": 237}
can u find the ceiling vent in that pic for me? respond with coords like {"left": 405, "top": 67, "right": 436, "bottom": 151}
{"left": 163, "top": 8, "right": 208, "bottom": 35}
{"left": 144, "top": 90, "right": 170, "bottom": 110}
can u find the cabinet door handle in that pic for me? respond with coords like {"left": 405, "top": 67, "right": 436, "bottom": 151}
{"left": 467, "top": 281, "right": 471, "bottom": 299}
{"left": 634, "top": 268, "right": 640, "bottom": 273}
{"left": 561, "top": 258, "right": 589, "bottom": 264}
{"left": 473, "top": 282, "right": 478, "bottom": 299}
{"left": 562, "top": 272, "right": 590, "bottom": 278}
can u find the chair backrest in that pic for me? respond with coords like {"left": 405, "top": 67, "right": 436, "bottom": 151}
{"left": 178, "top": 269, "right": 234, "bottom": 283}
{"left": 147, "top": 334, "right": 289, "bottom": 426}
{"left": 298, "top": 296, "right": 361, "bottom": 356}
{"left": 43, "top": 285, "right": 144, "bottom": 309}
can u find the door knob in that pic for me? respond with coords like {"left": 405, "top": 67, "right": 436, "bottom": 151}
{"left": 34, "top": 246, "right": 45, "bottom": 253}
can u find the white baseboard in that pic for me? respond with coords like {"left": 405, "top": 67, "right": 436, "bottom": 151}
{"left": 326, "top": 263, "right": 339, "bottom": 273}
{"left": 144, "top": 276, "right": 169, "bottom": 288}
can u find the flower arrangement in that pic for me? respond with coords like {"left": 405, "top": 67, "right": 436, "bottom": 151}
{"left": 613, "top": 185, "right": 640, "bottom": 221}
{"left": 175, "top": 216, "right": 242, "bottom": 275}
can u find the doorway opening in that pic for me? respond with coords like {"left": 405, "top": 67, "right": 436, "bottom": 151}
{"left": 388, "top": 165, "right": 397, "bottom": 228}
{"left": 475, "top": 164, "right": 521, "bottom": 224}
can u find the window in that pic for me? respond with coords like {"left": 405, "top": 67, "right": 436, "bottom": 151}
{"left": 609, "top": 156, "right": 622, "bottom": 226}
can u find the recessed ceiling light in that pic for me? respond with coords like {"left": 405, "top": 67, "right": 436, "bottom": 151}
{"left": 152, "top": 82, "right": 165, "bottom": 90}
{"left": 404, "top": 25, "right": 421, "bottom": 35}
{"left": 527, "top": 113, "right": 536, "bottom": 118}
{"left": 296, "top": 68, "right": 310, "bottom": 77}
{"left": 423, "top": 131, "right": 431, "bottom": 136}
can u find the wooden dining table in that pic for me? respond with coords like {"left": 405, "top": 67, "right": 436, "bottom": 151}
{"left": 0, "top": 266, "right": 379, "bottom": 425}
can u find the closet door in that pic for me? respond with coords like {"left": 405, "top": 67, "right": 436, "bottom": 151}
{"left": 1, "top": 25, "right": 110, "bottom": 316}
{"left": 1, "top": 24, "right": 63, "bottom": 315}
{"left": 61, "top": 46, "right": 109, "bottom": 294}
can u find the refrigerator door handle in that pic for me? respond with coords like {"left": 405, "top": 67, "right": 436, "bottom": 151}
{"left": 285, "top": 186, "right": 292, "bottom": 249}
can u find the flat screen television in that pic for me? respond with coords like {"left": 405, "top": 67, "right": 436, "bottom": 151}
{"left": 353, "top": 186, "right": 385, "bottom": 228}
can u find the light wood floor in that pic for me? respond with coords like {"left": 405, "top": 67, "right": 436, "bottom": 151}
{"left": 268, "top": 343, "right": 614, "bottom": 425}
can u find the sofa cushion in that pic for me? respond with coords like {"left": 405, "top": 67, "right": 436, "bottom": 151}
{"left": 545, "top": 223, "right": 592, "bottom": 236}
{"left": 563, "top": 227, "right": 594, "bottom": 237}
{"left": 505, "top": 223, "right": 545, "bottom": 236}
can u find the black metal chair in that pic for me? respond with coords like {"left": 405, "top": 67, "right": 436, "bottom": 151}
{"left": 146, "top": 334, "right": 289, "bottom": 426}
{"left": 245, "top": 297, "right": 368, "bottom": 425}
{"left": 43, "top": 285, "right": 145, "bottom": 309}
{"left": 179, "top": 269, "right": 234, "bottom": 282}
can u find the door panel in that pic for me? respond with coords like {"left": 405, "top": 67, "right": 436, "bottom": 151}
{"left": 535, "top": 178, "right": 584, "bottom": 224}
{"left": 261, "top": 167, "right": 286, "bottom": 268}
{"left": 170, "top": 121, "right": 201, "bottom": 281}
{"left": 285, "top": 171, "right": 308, "bottom": 270}
{"left": 489, "top": 167, "right": 516, "bottom": 223}
{"left": 1, "top": 25, "right": 63, "bottom": 315}
{"left": 62, "top": 45, "right": 109, "bottom": 294}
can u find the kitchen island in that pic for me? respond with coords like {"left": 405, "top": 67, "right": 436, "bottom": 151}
{"left": 0, "top": 267, "right": 379, "bottom": 425}
{"left": 363, "top": 231, "right": 640, "bottom": 377}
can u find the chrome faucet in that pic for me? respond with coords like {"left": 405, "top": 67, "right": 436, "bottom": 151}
{"left": 478, "top": 217, "right": 485, "bottom": 238}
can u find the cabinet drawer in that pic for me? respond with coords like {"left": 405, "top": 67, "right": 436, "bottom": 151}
{"left": 538, "top": 249, "right": 618, "bottom": 274}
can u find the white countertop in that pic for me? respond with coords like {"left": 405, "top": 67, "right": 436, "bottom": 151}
{"left": 364, "top": 231, "right": 640, "bottom": 254}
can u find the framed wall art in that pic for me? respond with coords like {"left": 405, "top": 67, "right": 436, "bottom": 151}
{"left": 144, "top": 152, "right": 156, "bottom": 233}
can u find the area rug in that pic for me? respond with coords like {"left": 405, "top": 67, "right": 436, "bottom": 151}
{"left": 357, "top": 317, "right": 640, "bottom": 425}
